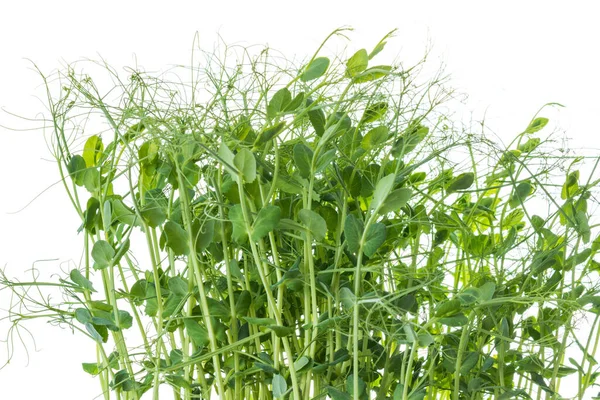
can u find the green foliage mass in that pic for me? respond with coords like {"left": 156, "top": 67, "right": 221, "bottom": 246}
{"left": 3, "top": 28, "right": 600, "bottom": 400}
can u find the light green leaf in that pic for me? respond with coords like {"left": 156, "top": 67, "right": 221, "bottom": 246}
{"left": 229, "top": 204, "right": 247, "bottom": 243}
{"left": 168, "top": 276, "right": 188, "bottom": 297}
{"left": 83, "top": 135, "right": 104, "bottom": 167}
{"left": 300, "top": 57, "right": 330, "bottom": 82}
{"left": 298, "top": 209, "right": 327, "bottom": 241}
{"left": 380, "top": 188, "right": 412, "bottom": 214}
{"left": 361, "top": 126, "right": 389, "bottom": 150}
{"left": 67, "top": 155, "right": 87, "bottom": 186}
{"left": 233, "top": 148, "right": 257, "bottom": 183}
{"left": 439, "top": 313, "right": 468, "bottom": 326}
{"left": 478, "top": 282, "right": 496, "bottom": 302}
{"left": 251, "top": 206, "right": 281, "bottom": 242}
{"left": 435, "top": 298, "right": 461, "bottom": 317}
{"left": 92, "top": 240, "right": 115, "bottom": 270}
{"left": 163, "top": 221, "right": 189, "bottom": 256}
{"left": 363, "top": 223, "right": 386, "bottom": 257}
{"left": 346, "top": 49, "right": 368, "bottom": 77}
{"left": 140, "top": 188, "right": 168, "bottom": 227}
{"left": 293, "top": 356, "right": 310, "bottom": 372}
{"left": 293, "top": 143, "right": 313, "bottom": 179}
{"left": 339, "top": 287, "right": 355, "bottom": 310}
{"left": 70, "top": 269, "right": 95, "bottom": 292}
{"left": 370, "top": 173, "right": 395, "bottom": 212}
{"left": 353, "top": 65, "right": 392, "bottom": 83}
{"left": 361, "top": 102, "right": 388, "bottom": 124}
{"left": 447, "top": 172, "right": 475, "bottom": 193}
{"left": 218, "top": 141, "right": 237, "bottom": 181}
{"left": 272, "top": 374, "right": 287, "bottom": 398}
{"left": 244, "top": 316, "right": 277, "bottom": 325}
{"left": 518, "top": 137, "right": 541, "bottom": 153}
{"left": 82, "top": 363, "right": 99, "bottom": 375}
{"left": 315, "top": 149, "right": 336, "bottom": 173}
{"left": 524, "top": 117, "right": 549, "bottom": 134}
{"left": 102, "top": 200, "right": 112, "bottom": 232}
{"left": 344, "top": 214, "right": 363, "bottom": 254}
{"left": 268, "top": 325, "right": 295, "bottom": 337}
{"left": 328, "top": 387, "right": 351, "bottom": 400}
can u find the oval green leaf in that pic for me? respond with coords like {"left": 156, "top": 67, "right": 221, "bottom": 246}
{"left": 300, "top": 57, "right": 330, "bottom": 82}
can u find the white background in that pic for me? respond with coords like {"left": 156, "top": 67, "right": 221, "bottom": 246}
{"left": 1, "top": 1, "right": 599, "bottom": 398}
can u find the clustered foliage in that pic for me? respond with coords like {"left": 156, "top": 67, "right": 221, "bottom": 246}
{"left": 3, "top": 28, "right": 600, "bottom": 400}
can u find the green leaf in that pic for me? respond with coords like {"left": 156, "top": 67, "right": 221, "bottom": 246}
{"left": 141, "top": 188, "right": 168, "bottom": 227}
{"left": 267, "top": 88, "right": 292, "bottom": 119}
{"left": 298, "top": 209, "right": 327, "bottom": 241}
{"left": 163, "top": 221, "right": 189, "bottom": 256}
{"left": 447, "top": 172, "right": 475, "bottom": 193}
{"left": 69, "top": 269, "right": 95, "bottom": 292}
{"left": 370, "top": 173, "right": 395, "bottom": 212}
{"left": 439, "top": 313, "right": 468, "bottom": 326}
{"left": 339, "top": 287, "right": 355, "bottom": 310}
{"left": 352, "top": 65, "right": 392, "bottom": 83}
{"left": 509, "top": 181, "right": 532, "bottom": 208}
{"left": 256, "top": 122, "right": 286, "bottom": 145}
{"left": 293, "top": 356, "right": 310, "bottom": 372}
{"left": 306, "top": 99, "right": 326, "bottom": 136}
{"left": 478, "top": 282, "right": 496, "bottom": 302}
{"left": 83, "top": 135, "right": 104, "bottom": 167}
{"left": 518, "top": 137, "right": 541, "bottom": 153}
{"left": 328, "top": 387, "right": 351, "bottom": 400}
{"left": 91, "top": 240, "right": 115, "bottom": 270}
{"left": 363, "top": 223, "right": 386, "bottom": 257}
{"left": 84, "top": 322, "right": 105, "bottom": 342}
{"left": 346, "top": 49, "right": 369, "bottom": 77}
{"left": 344, "top": 214, "right": 363, "bottom": 254}
{"left": 235, "top": 290, "right": 252, "bottom": 317}
{"left": 251, "top": 206, "right": 281, "bottom": 242}
{"left": 67, "top": 155, "right": 87, "bottom": 186}
{"left": 218, "top": 141, "right": 236, "bottom": 179}
{"left": 193, "top": 219, "right": 214, "bottom": 251}
{"left": 435, "top": 299, "right": 461, "bottom": 317}
{"left": 315, "top": 149, "right": 336, "bottom": 173}
{"left": 346, "top": 374, "right": 366, "bottom": 397}
{"left": 75, "top": 308, "right": 92, "bottom": 324}
{"left": 268, "top": 325, "right": 295, "bottom": 337}
{"left": 524, "top": 117, "right": 549, "bottom": 134}
{"left": 244, "top": 317, "right": 277, "bottom": 325}
{"left": 284, "top": 91, "right": 305, "bottom": 112}
{"left": 168, "top": 276, "right": 188, "bottom": 297}
{"left": 460, "top": 352, "right": 479, "bottom": 375}
{"left": 293, "top": 143, "right": 313, "bottom": 179}
{"left": 229, "top": 204, "right": 247, "bottom": 243}
{"left": 361, "top": 102, "right": 388, "bottom": 124}
{"left": 82, "top": 363, "right": 99, "bottom": 375}
{"left": 183, "top": 318, "right": 209, "bottom": 348}
{"left": 83, "top": 168, "right": 101, "bottom": 193}
{"left": 361, "top": 125, "right": 389, "bottom": 150}
{"left": 234, "top": 148, "right": 257, "bottom": 183}
{"left": 165, "top": 375, "right": 192, "bottom": 389}
{"left": 272, "top": 374, "right": 287, "bottom": 398}
{"left": 300, "top": 57, "right": 330, "bottom": 82}
{"left": 380, "top": 188, "right": 413, "bottom": 214}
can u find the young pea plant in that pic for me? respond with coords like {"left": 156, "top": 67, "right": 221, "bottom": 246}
{"left": 2, "top": 28, "right": 600, "bottom": 400}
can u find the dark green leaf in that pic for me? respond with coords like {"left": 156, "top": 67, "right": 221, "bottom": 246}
{"left": 346, "top": 49, "right": 368, "bottom": 77}
{"left": 363, "top": 223, "right": 386, "bottom": 257}
{"left": 306, "top": 99, "right": 326, "bottom": 136}
{"left": 163, "top": 221, "right": 189, "bottom": 256}
{"left": 435, "top": 299, "right": 462, "bottom": 317}
{"left": 256, "top": 122, "right": 286, "bottom": 145}
{"left": 328, "top": 387, "right": 351, "bottom": 400}
{"left": 315, "top": 149, "right": 336, "bottom": 173}
{"left": 268, "top": 325, "right": 295, "bottom": 337}
{"left": 447, "top": 172, "right": 475, "bottom": 193}
{"left": 439, "top": 313, "right": 468, "bottom": 326}
{"left": 460, "top": 352, "right": 479, "bottom": 375}
{"left": 298, "top": 209, "right": 327, "bottom": 241}
{"left": 67, "top": 155, "right": 87, "bottom": 186}
{"left": 509, "top": 181, "right": 532, "bottom": 208}
{"left": 267, "top": 88, "right": 292, "bottom": 119}
{"left": 344, "top": 214, "right": 363, "bottom": 254}
{"left": 251, "top": 206, "right": 281, "bottom": 242}
{"left": 293, "top": 143, "right": 313, "bottom": 179}
{"left": 300, "top": 57, "right": 330, "bottom": 82}
{"left": 91, "top": 240, "right": 115, "bottom": 270}
{"left": 183, "top": 318, "right": 209, "bottom": 348}
{"left": 244, "top": 317, "right": 277, "bottom": 325}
